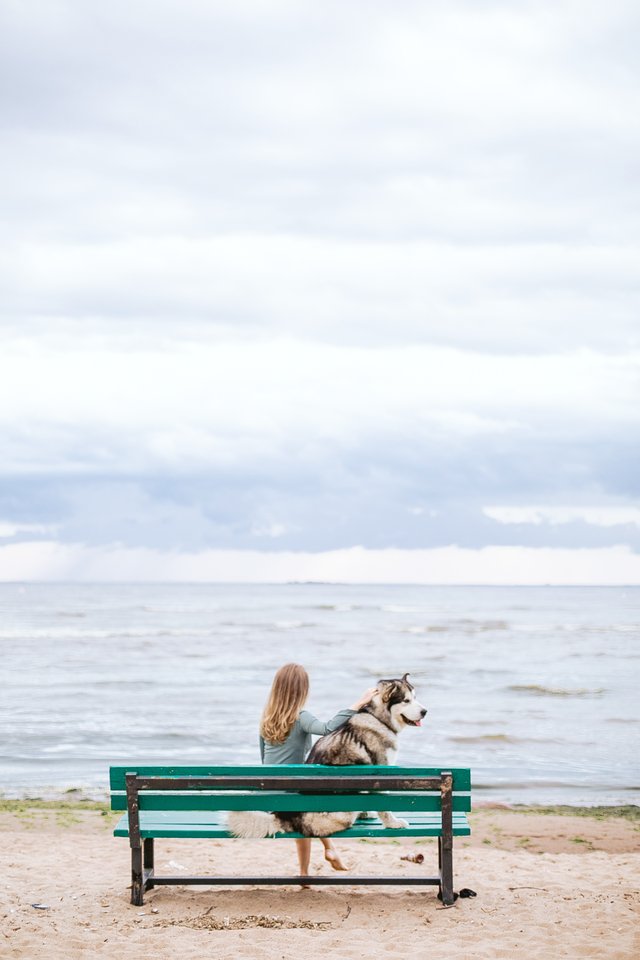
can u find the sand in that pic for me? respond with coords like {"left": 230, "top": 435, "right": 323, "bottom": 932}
{"left": 2, "top": 804, "right": 639, "bottom": 959}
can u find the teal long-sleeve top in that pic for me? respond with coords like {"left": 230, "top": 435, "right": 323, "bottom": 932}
{"left": 259, "top": 708, "right": 355, "bottom": 764}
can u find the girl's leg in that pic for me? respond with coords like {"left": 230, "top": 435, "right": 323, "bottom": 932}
{"left": 295, "top": 838, "right": 312, "bottom": 878}
{"left": 321, "top": 838, "right": 348, "bottom": 871}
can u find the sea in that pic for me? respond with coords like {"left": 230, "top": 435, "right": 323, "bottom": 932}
{"left": 1, "top": 583, "right": 638, "bottom": 806}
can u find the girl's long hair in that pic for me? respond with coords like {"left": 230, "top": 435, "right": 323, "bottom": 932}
{"left": 260, "top": 663, "right": 310, "bottom": 744}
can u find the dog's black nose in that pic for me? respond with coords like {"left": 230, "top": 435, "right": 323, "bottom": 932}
{"left": 420, "top": 708, "right": 427, "bottom": 718}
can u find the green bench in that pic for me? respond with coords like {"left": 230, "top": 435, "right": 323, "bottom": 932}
{"left": 111, "top": 764, "right": 471, "bottom": 906}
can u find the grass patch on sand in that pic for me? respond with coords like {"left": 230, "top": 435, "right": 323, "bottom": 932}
{"left": 512, "top": 805, "right": 640, "bottom": 822}
{"left": 0, "top": 797, "right": 112, "bottom": 816}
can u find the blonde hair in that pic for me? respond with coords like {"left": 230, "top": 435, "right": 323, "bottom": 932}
{"left": 260, "top": 663, "right": 310, "bottom": 744}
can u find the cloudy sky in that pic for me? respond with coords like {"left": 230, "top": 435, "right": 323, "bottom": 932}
{"left": 1, "top": 0, "right": 639, "bottom": 583}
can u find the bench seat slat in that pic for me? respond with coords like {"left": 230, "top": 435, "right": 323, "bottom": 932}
{"left": 115, "top": 810, "right": 471, "bottom": 827}
{"left": 114, "top": 810, "right": 470, "bottom": 839}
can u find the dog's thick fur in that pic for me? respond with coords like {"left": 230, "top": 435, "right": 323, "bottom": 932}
{"left": 228, "top": 674, "right": 427, "bottom": 838}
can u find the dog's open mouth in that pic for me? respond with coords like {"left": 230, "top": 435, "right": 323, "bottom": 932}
{"left": 401, "top": 715, "right": 422, "bottom": 726}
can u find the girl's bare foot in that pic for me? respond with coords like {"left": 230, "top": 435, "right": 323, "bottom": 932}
{"left": 323, "top": 847, "right": 349, "bottom": 871}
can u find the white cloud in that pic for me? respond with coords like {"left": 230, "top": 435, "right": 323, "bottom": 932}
{"left": 484, "top": 505, "right": 640, "bottom": 528}
{"left": 2, "top": 236, "right": 639, "bottom": 352}
{"left": 1, "top": 540, "right": 640, "bottom": 585}
{"left": 250, "top": 522, "right": 289, "bottom": 539}
{"left": 0, "top": 521, "right": 57, "bottom": 538}
{"left": 1, "top": 335, "right": 638, "bottom": 476}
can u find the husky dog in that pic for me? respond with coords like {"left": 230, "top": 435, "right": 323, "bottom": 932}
{"left": 228, "top": 674, "right": 427, "bottom": 839}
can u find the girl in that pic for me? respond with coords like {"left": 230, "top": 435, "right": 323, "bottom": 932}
{"left": 260, "top": 662, "right": 375, "bottom": 877}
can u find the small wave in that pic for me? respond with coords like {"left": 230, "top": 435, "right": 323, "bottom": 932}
{"left": 304, "top": 603, "right": 367, "bottom": 611}
{"left": 403, "top": 619, "right": 509, "bottom": 634}
{"left": 381, "top": 605, "right": 423, "bottom": 613}
{"left": 447, "top": 734, "right": 575, "bottom": 744}
{"left": 361, "top": 663, "right": 445, "bottom": 679}
{"left": 455, "top": 720, "right": 505, "bottom": 727}
{"left": 554, "top": 624, "right": 640, "bottom": 635}
{"left": 139, "top": 605, "right": 219, "bottom": 614}
{"left": 508, "top": 684, "right": 605, "bottom": 698}
{"left": 605, "top": 717, "right": 640, "bottom": 724}
{"left": 459, "top": 619, "right": 509, "bottom": 631}
{"left": 0, "top": 627, "right": 220, "bottom": 641}
{"left": 308, "top": 603, "right": 358, "bottom": 611}
{"left": 93, "top": 680, "right": 157, "bottom": 687}
{"left": 449, "top": 734, "right": 517, "bottom": 743}
{"left": 469, "top": 668, "right": 512, "bottom": 675}
{"left": 272, "top": 620, "right": 313, "bottom": 629}
{"left": 56, "top": 611, "right": 86, "bottom": 618}
{"left": 472, "top": 781, "right": 594, "bottom": 790}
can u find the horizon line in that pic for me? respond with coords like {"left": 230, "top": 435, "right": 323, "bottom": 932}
{"left": 1, "top": 580, "right": 639, "bottom": 588}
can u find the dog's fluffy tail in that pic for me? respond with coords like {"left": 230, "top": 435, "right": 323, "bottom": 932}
{"left": 227, "top": 810, "right": 280, "bottom": 839}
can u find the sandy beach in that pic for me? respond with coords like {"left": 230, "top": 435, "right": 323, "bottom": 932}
{"left": 2, "top": 803, "right": 638, "bottom": 959}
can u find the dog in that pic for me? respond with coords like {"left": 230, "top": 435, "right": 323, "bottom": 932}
{"left": 228, "top": 673, "right": 427, "bottom": 838}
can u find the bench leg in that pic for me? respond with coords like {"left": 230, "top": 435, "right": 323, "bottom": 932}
{"left": 131, "top": 846, "right": 144, "bottom": 906}
{"left": 144, "top": 838, "right": 155, "bottom": 891}
{"left": 438, "top": 836, "right": 455, "bottom": 905}
{"left": 131, "top": 841, "right": 155, "bottom": 905}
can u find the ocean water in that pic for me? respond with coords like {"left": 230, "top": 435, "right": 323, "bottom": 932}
{"left": 0, "top": 583, "right": 638, "bottom": 805}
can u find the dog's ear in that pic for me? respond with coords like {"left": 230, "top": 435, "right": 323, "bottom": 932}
{"left": 381, "top": 680, "right": 407, "bottom": 704}
{"left": 402, "top": 673, "right": 410, "bottom": 684}
{"left": 378, "top": 680, "right": 393, "bottom": 703}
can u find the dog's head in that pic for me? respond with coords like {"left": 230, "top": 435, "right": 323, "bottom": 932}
{"left": 374, "top": 673, "right": 427, "bottom": 731}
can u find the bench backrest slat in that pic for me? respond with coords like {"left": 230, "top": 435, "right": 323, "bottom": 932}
{"left": 110, "top": 765, "right": 471, "bottom": 792}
